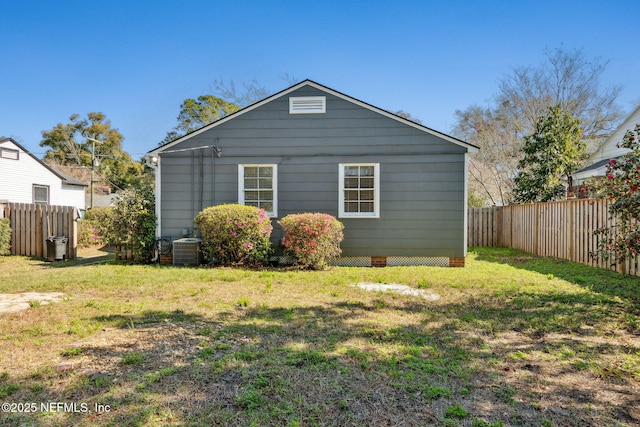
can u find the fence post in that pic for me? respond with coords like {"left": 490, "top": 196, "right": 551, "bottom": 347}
{"left": 568, "top": 201, "right": 574, "bottom": 262}
{"left": 36, "top": 204, "right": 43, "bottom": 258}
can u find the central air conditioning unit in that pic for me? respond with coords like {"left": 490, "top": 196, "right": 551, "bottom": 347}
{"left": 172, "top": 238, "right": 202, "bottom": 266}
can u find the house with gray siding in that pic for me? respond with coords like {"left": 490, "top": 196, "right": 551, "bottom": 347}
{"left": 146, "top": 80, "right": 478, "bottom": 267}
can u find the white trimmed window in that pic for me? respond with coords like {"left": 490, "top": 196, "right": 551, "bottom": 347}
{"left": 33, "top": 184, "right": 49, "bottom": 205}
{"left": 238, "top": 164, "right": 278, "bottom": 217}
{"left": 339, "top": 163, "right": 380, "bottom": 218}
{"left": 289, "top": 96, "right": 326, "bottom": 114}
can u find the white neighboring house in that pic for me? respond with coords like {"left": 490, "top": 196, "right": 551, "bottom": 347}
{"left": 0, "top": 137, "right": 87, "bottom": 209}
{"left": 573, "top": 105, "right": 640, "bottom": 186}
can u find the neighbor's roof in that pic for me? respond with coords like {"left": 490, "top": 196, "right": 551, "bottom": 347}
{"left": 0, "top": 137, "right": 88, "bottom": 187}
{"left": 579, "top": 104, "right": 640, "bottom": 172}
{"left": 148, "top": 79, "right": 479, "bottom": 155}
{"left": 575, "top": 156, "right": 621, "bottom": 174}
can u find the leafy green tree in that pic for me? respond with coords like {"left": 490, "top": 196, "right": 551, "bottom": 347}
{"left": 41, "top": 112, "right": 123, "bottom": 165}
{"left": 468, "top": 189, "right": 488, "bottom": 208}
{"left": 593, "top": 124, "right": 640, "bottom": 266}
{"left": 175, "top": 95, "right": 240, "bottom": 134}
{"left": 513, "top": 105, "right": 585, "bottom": 203}
{"left": 161, "top": 95, "right": 239, "bottom": 144}
{"left": 161, "top": 77, "right": 301, "bottom": 145}
{"left": 40, "top": 112, "right": 149, "bottom": 190}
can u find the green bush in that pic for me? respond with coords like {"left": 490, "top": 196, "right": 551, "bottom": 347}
{"left": 0, "top": 218, "right": 11, "bottom": 256}
{"left": 106, "top": 188, "right": 157, "bottom": 263}
{"left": 195, "top": 204, "right": 273, "bottom": 266}
{"left": 593, "top": 124, "right": 640, "bottom": 264}
{"left": 78, "top": 207, "right": 112, "bottom": 247}
{"left": 279, "top": 213, "right": 344, "bottom": 270}
{"left": 85, "top": 206, "right": 112, "bottom": 223}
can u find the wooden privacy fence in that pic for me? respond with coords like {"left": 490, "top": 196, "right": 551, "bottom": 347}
{"left": 2, "top": 202, "right": 78, "bottom": 260}
{"left": 468, "top": 199, "right": 640, "bottom": 276}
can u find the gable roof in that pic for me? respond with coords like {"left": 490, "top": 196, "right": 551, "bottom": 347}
{"left": 0, "top": 137, "right": 87, "bottom": 187}
{"left": 148, "top": 79, "right": 478, "bottom": 156}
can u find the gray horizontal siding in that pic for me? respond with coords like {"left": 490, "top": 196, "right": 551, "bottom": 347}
{"left": 158, "top": 85, "right": 469, "bottom": 258}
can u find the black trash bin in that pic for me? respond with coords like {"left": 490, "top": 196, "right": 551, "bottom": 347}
{"left": 46, "top": 236, "right": 68, "bottom": 261}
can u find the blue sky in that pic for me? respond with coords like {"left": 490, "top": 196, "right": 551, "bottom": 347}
{"left": 2, "top": 0, "right": 639, "bottom": 159}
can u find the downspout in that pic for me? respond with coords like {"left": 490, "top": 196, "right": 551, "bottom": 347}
{"left": 199, "top": 148, "right": 204, "bottom": 213}
{"left": 191, "top": 151, "right": 195, "bottom": 233}
{"left": 463, "top": 152, "right": 469, "bottom": 256}
{"left": 211, "top": 144, "right": 215, "bottom": 206}
{"left": 212, "top": 138, "right": 221, "bottom": 206}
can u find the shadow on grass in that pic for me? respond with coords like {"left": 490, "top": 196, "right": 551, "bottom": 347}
{"left": 472, "top": 246, "right": 640, "bottom": 314}
{"left": 33, "top": 254, "right": 116, "bottom": 269}
{"left": 94, "top": 309, "right": 206, "bottom": 327}
{"left": 3, "top": 293, "right": 639, "bottom": 427}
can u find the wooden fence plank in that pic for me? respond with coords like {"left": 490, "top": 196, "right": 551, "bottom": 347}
{"left": 468, "top": 199, "right": 639, "bottom": 277}
{"left": 8, "top": 202, "right": 77, "bottom": 260}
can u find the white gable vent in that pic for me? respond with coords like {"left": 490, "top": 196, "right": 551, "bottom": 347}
{"left": 289, "top": 96, "right": 326, "bottom": 114}
{"left": 0, "top": 148, "right": 19, "bottom": 160}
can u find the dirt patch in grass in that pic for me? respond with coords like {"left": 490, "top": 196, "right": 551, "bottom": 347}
{"left": 355, "top": 282, "right": 441, "bottom": 300}
{"left": 479, "top": 330, "right": 640, "bottom": 425}
{"left": 60, "top": 322, "right": 210, "bottom": 376}
{"left": 0, "top": 292, "right": 65, "bottom": 315}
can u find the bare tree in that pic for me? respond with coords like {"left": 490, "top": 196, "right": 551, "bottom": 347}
{"left": 453, "top": 47, "right": 624, "bottom": 205}
{"left": 453, "top": 105, "right": 519, "bottom": 205}
{"left": 496, "top": 47, "right": 623, "bottom": 138}
{"left": 210, "top": 79, "right": 271, "bottom": 108}
{"left": 210, "top": 75, "right": 301, "bottom": 108}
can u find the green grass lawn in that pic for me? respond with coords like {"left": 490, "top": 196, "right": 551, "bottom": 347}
{"left": 0, "top": 247, "right": 639, "bottom": 426}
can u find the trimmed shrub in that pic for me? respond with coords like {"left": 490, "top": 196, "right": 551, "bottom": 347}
{"left": 279, "top": 213, "right": 344, "bottom": 270}
{"left": 195, "top": 204, "right": 273, "bottom": 266}
{"left": 0, "top": 218, "right": 11, "bottom": 256}
{"left": 78, "top": 207, "right": 111, "bottom": 248}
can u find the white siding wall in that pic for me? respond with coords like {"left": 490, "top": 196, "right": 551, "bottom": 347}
{"left": 0, "top": 140, "right": 85, "bottom": 208}
{"left": 574, "top": 106, "right": 640, "bottom": 184}
{"left": 589, "top": 107, "right": 640, "bottom": 164}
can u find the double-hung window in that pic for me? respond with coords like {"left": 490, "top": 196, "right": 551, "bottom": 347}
{"left": 238, "top": 164, "right": 277, "bottom": 217}
{"left": 33, "top": 184, "right": 50, "bottom": 205}
{"left": 339, "top": 163, "right": 380, "bottom": 218}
